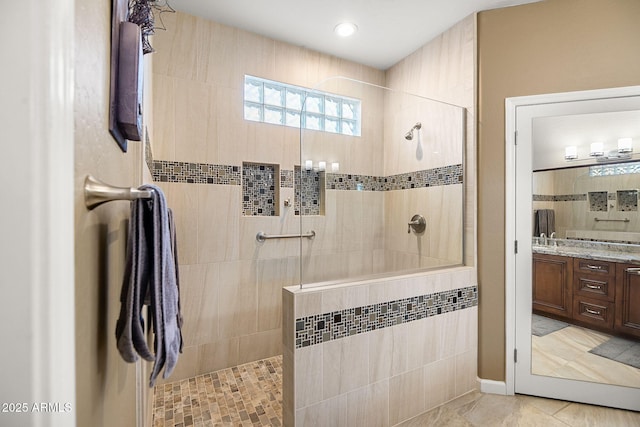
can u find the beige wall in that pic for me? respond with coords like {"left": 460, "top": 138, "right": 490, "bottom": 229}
{"left": 74, "top": 0, "right": 151, "bottom": 425}
{"left": 477, "top": 0, "right": 640, "bottom": 381}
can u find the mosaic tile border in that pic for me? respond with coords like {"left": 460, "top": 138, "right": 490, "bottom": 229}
{"left": 151, "top": 159, "right": 463, "bottom": 195}
{"left": 533, "top": 194, "right": 587, "bottom": 202}
{"left": 152, "top": 160, "right": 241, "bottom": 185}
{"left": 326, "top": 163, "right": 464, "bottom": 191}
{"left": 294, "top": 285, "right": 477, "bottom": 349}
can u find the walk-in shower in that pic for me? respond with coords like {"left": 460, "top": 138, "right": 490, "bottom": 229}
{"left": 298, "top": 77, "right": 465, "bottom": 286}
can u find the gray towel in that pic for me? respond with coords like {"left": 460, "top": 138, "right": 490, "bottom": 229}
{"left": 534, "top": 209, "right": 555, "bottom": 237}
{"left": 115, "top": 184, "right": 182, "bottom": 387}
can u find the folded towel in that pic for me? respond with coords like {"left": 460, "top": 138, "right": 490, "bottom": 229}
{"left": 115, "top": 184, "right": 182, "bottom": 387}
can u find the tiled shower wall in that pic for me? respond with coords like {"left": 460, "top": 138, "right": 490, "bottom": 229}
{"left": 283, "top": 267, "right": 478, "bottom": 426}
{"left": 151, "top": 9, "right": 476, "bottom": 391}
{"left": 533, "top": 167, "right": 640, "bottom": 243}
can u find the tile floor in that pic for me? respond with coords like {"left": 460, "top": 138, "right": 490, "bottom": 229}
{"left": 532, "top": 321, "right": 640, "bottom": 388}
{"left": 152, "top": 356, "right": 282, "bottom": 427}
{"left": 153, "top": 354, "right": 640, "bottom": 427}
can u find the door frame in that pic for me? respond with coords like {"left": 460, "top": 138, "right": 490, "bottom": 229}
{"left": 1, "top": 1, "right": 76, "bottom": 425}
{"left": 505, "top": 85, "right": 640, "bottom": 410}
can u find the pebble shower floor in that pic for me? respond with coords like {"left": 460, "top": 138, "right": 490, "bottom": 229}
{"left": 152, "top": 356, "right": 283, "bottom": 427}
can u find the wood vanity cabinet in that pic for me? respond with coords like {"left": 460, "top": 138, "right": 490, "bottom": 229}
{"left": 615, "top": 263, "right": 640, "bottom": 338}
{"left": 532, "top": 253, "right": 573, "bottom": 319}
{"left": 572, "top": 258, "right": 616, "bottom": 330}
{"left": 533, "top": 253, "right": 640, "bottom": 339}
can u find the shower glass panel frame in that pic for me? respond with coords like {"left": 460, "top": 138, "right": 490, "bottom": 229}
{"left": 298, "top": 77, "right": 466, "bottom": 288}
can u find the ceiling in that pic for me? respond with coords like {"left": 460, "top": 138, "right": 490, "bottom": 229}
{"left": 172, "top": 0, "right": 540, "bottom": 70}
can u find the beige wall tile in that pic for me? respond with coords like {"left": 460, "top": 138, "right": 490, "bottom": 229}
{"left": 237, "top": 328, "right": 281, "bottom": 364}
{"left": 257, "top": 257, "right": 298, "bottom": 332}
{"left": 195, "top": 337, "right": 240, "bottom": 375}
{"left": 323, "top": 333, "right": 370, "bottom": 399}
{"left": 296, "top": 394, "right": 348, "bottom": 427}
{"left": 368, "top": 325, "right": 408, "bottom": 383}
{"left": 218, "top": 260, "right": 257, "bottom": 338}
{"left": 295, "top": 344, "right": 324, "bottom": 409}
{"left": 389, "top": 367, "right": 426, "bottom": 425}
{"left": 345, "top": 380, "right": 390, "bottom": 427}
{"left": 424, "top": 356, "right": 456, "bottom": 411}
{"left": 160, "top": 182, "right": 199, "bottom": 265}
{"left": 197, "top": 184, "right": 240, "bottom": 263}
{"left": 455, "top": 349, "right": 478, "bottom": 397}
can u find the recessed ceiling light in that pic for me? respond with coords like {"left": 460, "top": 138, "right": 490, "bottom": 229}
{"left": 334, "top": 22, "right": 358, "bottom": 37}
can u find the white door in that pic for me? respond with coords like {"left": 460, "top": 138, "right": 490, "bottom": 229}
{"left": 0, "top": 2, "right": 75, "bottom": 426}
{"left": 506, "top": 87, "right": 640, "bottom": 411}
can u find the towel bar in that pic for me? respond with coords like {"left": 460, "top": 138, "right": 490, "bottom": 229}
{"left": 594, "top": 217, "right": 630, "bottom": 223}
{"left": 256, "top": 230, "right": 316, "bottom": 242}
{"left": 84, "top": 175, "right": 152, "bottom": 210}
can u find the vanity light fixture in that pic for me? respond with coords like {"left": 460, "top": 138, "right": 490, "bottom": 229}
{"left": 618, "top": 137, "right": 633, "bottom": 153}
{"left": 590, "top": 142, "right": 605, "bottom": 157}
{"left": 305, "top": 160, "right": 313, "bottom": 171}
{"left": 334, "top": 22, "right": 358, "bottom": 37}
{"left": 318, "top": 161, "right": 326, "bottom": 171}
{"left": 564, "top": 146, "right": 578, "bottom": 160}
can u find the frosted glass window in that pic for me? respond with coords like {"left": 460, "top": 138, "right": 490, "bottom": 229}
{"left": 264, "top": 106, "right": 284, "bottom": 125}
{"left": 325, "top": 97, "right": 340, "bottom": 117}
{"left": 325, "top": 117, "right": 339, "bottom": 133}
{"left": 305, "top": 114, "right": 323, "bottom": 131}
{"left": 264, "top": 84, "right": 284, "bottom": 107}
{"left": 286, "top": 89, "right": 304, "bottom": 111}
{"left": 342, "top": 101, "right": 357, "bottom": 119}
{"left": 286, "top": 111, "right": 301, "bottom": 128}
{"left": 244, "top": 102, "right": 262, "bottom": 122}
{"left": 590, "top": 162, "right": 640, "bottom": 177}
{"left": 244, "top": 79, "right": 263, "bottom": 103}
{"left": 305, "top": 94, "right": 323, "bottom": 114}
{"left": 243, "top": 75, "right": 361, "bottom": 137}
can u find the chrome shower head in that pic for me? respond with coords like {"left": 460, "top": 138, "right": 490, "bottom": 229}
{"left": 405, "top": 122, "right": 422, "bottom": 141}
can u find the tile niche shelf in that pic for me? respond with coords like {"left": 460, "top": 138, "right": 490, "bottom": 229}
{"left": 617, "top": 189, "right": 638, "bottom": 212}
{"left": 242, "top": 162, "right": 279, "bottom": 216}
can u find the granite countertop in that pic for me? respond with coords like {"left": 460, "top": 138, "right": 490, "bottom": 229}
{"left": 532, "top": 239, "right": 640, "bottom": 264}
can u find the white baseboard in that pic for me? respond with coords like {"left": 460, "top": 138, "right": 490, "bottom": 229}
{"left": 479, "top": 378, "right": 507, "bottom": 395}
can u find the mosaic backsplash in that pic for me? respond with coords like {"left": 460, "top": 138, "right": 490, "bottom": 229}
{"left": 294, "top": 285, "right": 477, "bottom": 349}
{"left": 152, "top": 160, "right": 241, "bottom": 185}
{"left": 243, "top": 163, "right": 278, "bottom": 216}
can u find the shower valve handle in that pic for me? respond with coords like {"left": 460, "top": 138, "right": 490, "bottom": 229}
{"left": 407, "top": 214, "right": 426, "bottom": 234}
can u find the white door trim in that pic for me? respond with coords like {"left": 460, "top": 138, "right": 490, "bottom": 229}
{"left": 0, "top": 1, "right": 75, "bottom": 426}
{"left": 505, "top": 86, "right": 640, "bottom": 402}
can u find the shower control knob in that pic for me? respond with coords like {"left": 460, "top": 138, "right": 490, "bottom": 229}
{"left": 407, "top": 214, "right": 426, "bottom": 234}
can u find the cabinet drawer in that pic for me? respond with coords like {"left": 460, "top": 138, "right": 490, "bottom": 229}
{"left": 574, "top": 258, "right": 615, "bottom": 276}
{"left": 574, "top": 274, "right": 615, "bottom": 302}
{"left": 573, "top": 297, "right": 614, "bottom": 329}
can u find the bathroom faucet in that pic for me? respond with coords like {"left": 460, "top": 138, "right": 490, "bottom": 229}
{"left": 550, "top": 232, "right": 557, "bottom": 246}
{"left": 540, "top": 233, "right": 547, "bottom": 245}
